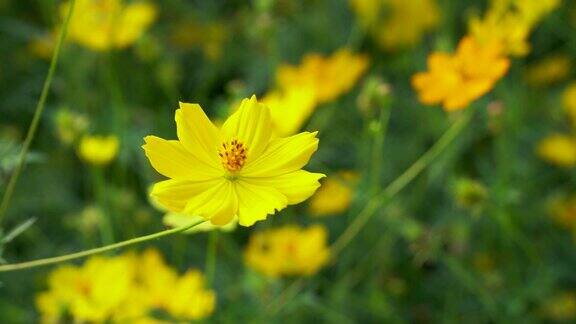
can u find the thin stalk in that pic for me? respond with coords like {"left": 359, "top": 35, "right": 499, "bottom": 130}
{"left": 331, "top": 108, "right": 474, "bottom": 256}
{"left": 0, "top": 220, "right": 205, "bottom": 272}
{"left": 369, "top": 100, "right": 392, "bottom": 195}
{"left": 266, "top": 108, "right": 474, "bottom": 314}
{"left": 205, "top": 231, "right": 219, "bottom": 286}
{"left": 0, "top": 0, "right": 76, "bottom": 225}
{"left": 91, "top": 167, "right": 115, "bottom": 244}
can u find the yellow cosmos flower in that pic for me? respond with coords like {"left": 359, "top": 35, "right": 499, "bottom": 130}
{"left": 412, "top": 36, "right": 510, "bottom": 111}
{"left": 78, "top": 135, "right": 120, "bottom": 166}
{"left": 309, "top": 171, "right": 359, "bottom": 216}
{"left": 537, "top": 134, "right": 576, "bottom": 168}
{"left": 563, "top": 82, "right": 576, "bottom": 125}
{"left": 549, "top": 195, "right": 576, "bottom": 231}
{"left": 542, "top": 292, "right": 576, "bottom": 321}
{"left": 262, "top": 85, "right": 316, "bottom": 137}
{"left": 36, "top": 254, "right": 136, "bottom": 323}
{"left": 128, "top": 249, "right": 216, "bottom": 321}
{"left": 244, "top": 224, "right": 330, "bottom": 278}
{"left": 36, "top": 249, "right": 216, "bottom": 323}
{"left": 276, "top": 49, "right": 369, "bottom": 105}
{"left": 61, "top": 0, "right": 156, "bottom": 51}
{"left": 350, "top": 0, "right": 440, "bottom": 50}
{"left": 143, "top": 96, "right": 325, "bottom": 227}
{"left": 469, "top": 0, "right": 560, "bottom": 56}
{"left": 524, "top": 55, "right": 572, "bottom": 87}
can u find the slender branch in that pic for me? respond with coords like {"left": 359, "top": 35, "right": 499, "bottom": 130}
{"left": 0, "top": 220, "right": 205, "bottom": 272}
{"left": 0, "top": 0, "right": 76, "bottom": 225}
{"left": 205, "top": 231, "right": 219, "bottom": 286}
{"left": 266, "top": 108, "right": 474, "bottom": 314}
{"left": 330, "top": 108, "right": 474, "bottom": 256}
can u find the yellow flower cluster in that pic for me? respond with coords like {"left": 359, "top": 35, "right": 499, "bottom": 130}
{"left": 537, "top": 82, "right": 576, "bottom": 167}
{"left": 309, "top": 171, "right": 359, "bottom": 216}
{"left": 78, "top": 135, "right": 120, "bottom": 166}
{"left": 244, "top": 225, "right": 330, "bottom": 278}
{"left": 469, "top": 0, "right": 561, "bottom": 57}
{"left": 143, "top": 96, "right": 325, "bottom": 227}
{"left": 61, "top": 0, "right": 156, "bottom": 51}
{"left": 524, "top": 54, "right": 572, "bottom": 87}
{"left": 542, "top": 292, "right": 576, "bottom": 321}
{"left": 36, "top": 249, "right": 215, "bottom": 323}
{"left": 170, "top": 21, "right": 228, "bottom": 61}
{"left": 350, "top": 0, "right": 440, "bottom": 50}
{"left": 550, "top": 195, "right": 576, "bottom": 232}
{"left": 412, "top": 37, "right": 510, "bottom": 111}
{"left": 264, "top": 49, "right": 369, "bottom": 136}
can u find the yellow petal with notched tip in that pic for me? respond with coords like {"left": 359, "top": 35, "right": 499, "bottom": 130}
{"left": 236, "top": 180, "right": 287, "bottom": 226}
{"left": 244, "top": 170, "right": 325, "bottom": 204}
{"left": 175, "top": 103, "right": 221, "bottom": 170}
{"left": 242, "top": 131, "right": 319, "bottom": 177}
{"left": 151, "top": 178, "right": 223, "bottom": 213}
{"left": 143, "top": 136, "right": 221, "bottom": 180}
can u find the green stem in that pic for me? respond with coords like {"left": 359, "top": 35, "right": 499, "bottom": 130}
{"left": 330, "top": 108, "right": 474, "bottom": 256}
{"left": 266, "top": 108, "right": 474, "bottom": 315}
{"left": 205, "top": 231, "right": 219, "bottom": 285}
{"left": 91, "top": 167, "right": 114, "bottom": 244}
{"left": 0, "top": 220, "right": 206, "bottom": 273}
{"left": 369, "top": 100, "right": 392, "bottom": 195}
{"left": 0, "top": 0, "right": 76, "bottom": 225}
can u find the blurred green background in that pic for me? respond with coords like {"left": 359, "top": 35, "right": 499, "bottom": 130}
{"left": 1, "top": 0, "right": 576, "bottom": 322}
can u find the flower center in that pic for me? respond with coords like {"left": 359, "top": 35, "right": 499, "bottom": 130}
{"left": 218, "top": 139, "right": 247, "bottom": 172}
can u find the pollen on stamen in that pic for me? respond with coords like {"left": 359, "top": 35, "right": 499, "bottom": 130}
{"left": 219, "top": 139, "right": 247, "bottom": 172}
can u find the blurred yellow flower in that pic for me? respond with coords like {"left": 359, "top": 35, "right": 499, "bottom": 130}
{"left": 170, "top": 21, "right": 228, "bottom": 61}
{"left": 36, "top": 254, "right": 137, "bottom": 323}
{"left": 128, "top": 249, "right": 216, "bottom": 321}
{"left": 36, "top": 249, "right": 216, "bottom": 323}
{"left": 276, "top": 49, "right": 369, "bottom": 105}
{"left": 262, "top": 85, "right": 316, "bottom": 137}
{"left": 537, "top": 134, "right": 576, "bottom": 167}
{"left": 563, "top": 82, "right": 576, "bottom": 125}
{"left": 550, "top": 195, "right": 576, "bottom": 230}
{"left": 244, "top": 224, "right": 330, "bottom": 278}
{"left": 350, "top": 0, "right": 440, "bottom": 50}
{"left": 28, "top": 33, "right": 55, "bottom": 60}
{"left": 469, "top": 0, "right": 560, "bottom": 56}
{"left": 143, "top": 96, "right": 325, "bottom": 227}
{"left": 78, "top": 135, "right": 119, "bottom": 166}
{"left": 542, "top": 292, "right": 576, "bottom": 321}
{"left": 309, "top": 171, "right": 359, "bottom": 216}
{"left": 412, "top": 36, "right": 510, "bottom": 111}
{"left": 524, "top": 55, "right": 572, "bottom": 87}
{"left": 61, "top": 0, "right": 156, "bottom": 51}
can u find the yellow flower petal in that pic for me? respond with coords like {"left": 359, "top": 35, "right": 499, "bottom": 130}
{"left": 151, "top": 179, "right": 222, "bottom": 212}
{"left": 183, "top": 180, "right": 238, "bottom": 226}
{"left": 537, "top": 134, "right": 576, "bottom": 167}
{"left": 143, "top": 136, "right": 220, "bottom": 180}
{"left": 220, "top": 95, "right": 272, "bottom": 162}
{"left": 242, "top": 131, "right": 319, "bottom": 177}
{"left": 236, "top": 181, "right": 288, "bottom": 226}
{"left": 175, "top": 102, "right": 221, "bottom": 169}
{"left": 245, "top": 170, "right": 325, "bottom": 204}
{"left": 163, "top": 213, "right": 237, "bottom": 233}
